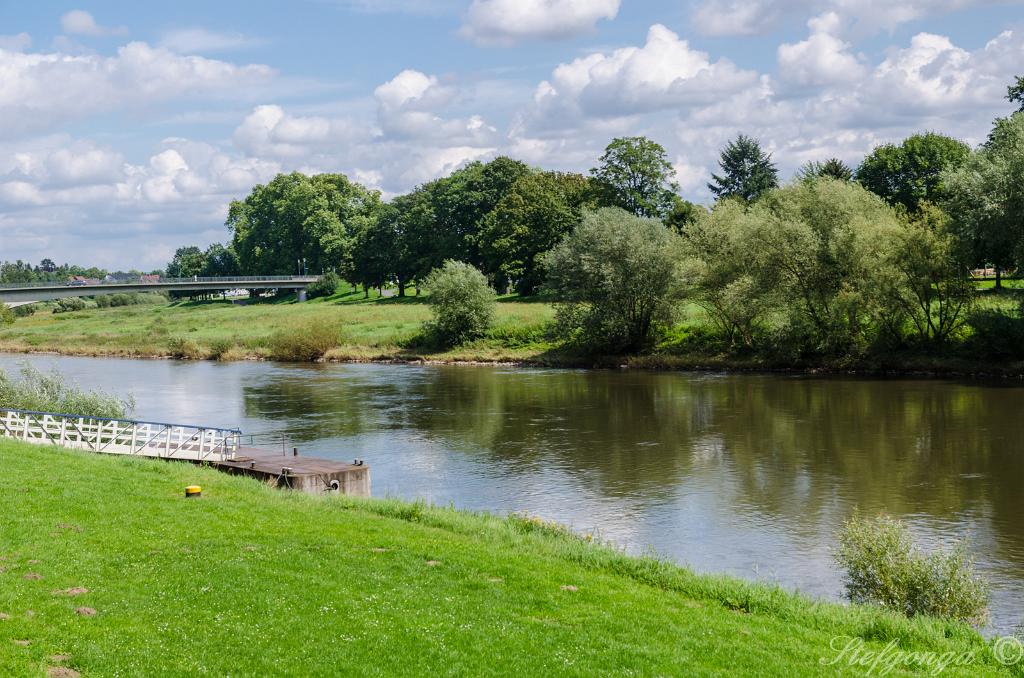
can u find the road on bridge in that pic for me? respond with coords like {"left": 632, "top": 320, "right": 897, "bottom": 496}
{"left": 0, "top": 275, "right": 321, "bottom": 306}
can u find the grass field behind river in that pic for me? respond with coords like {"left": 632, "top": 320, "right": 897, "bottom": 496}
{"left": 0, "top": 288, "right": 560, "bottom": 363}
{"left": 3, "top": 285, "right": 1024, "bottom": 373}
{"left": 0, "top": 438, "right": 1016, "bottom": 677}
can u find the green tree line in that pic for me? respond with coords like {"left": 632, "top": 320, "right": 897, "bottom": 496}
{"left": 179, "top": 85, "right": 1016, "bottom": 309}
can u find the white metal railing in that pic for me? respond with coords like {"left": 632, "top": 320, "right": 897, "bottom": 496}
{"left": 0, "top": 409, "right": 240, "bottom": 462}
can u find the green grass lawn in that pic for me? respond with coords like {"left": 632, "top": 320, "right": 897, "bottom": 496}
{"left": 0, "top": 439, "right": 1016, "bottom": 676}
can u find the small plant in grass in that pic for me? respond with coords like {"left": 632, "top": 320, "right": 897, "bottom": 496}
{"left": 0, "top": 304, "right": 13, "bottom": 326}
{"left": 423, "top": 260, "right": 496, "bottom": 347}
{"left": 267, "top": 319, "right": 340, "bottom": 361}
{"left": 835, "top": 512, "right": 989, "bottom": 625}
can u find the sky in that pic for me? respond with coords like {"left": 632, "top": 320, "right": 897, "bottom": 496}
{"left": 1, "top": 0, "right": 1023, "bottom": 271}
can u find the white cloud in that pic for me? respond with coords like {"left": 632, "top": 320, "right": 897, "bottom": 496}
{"left": 0, "top": 42, "right": 276, "bottom": 137}
{"left": 373, "top": 70, "right": 497, "bottom": 143}
{"left": 777, "top": 13, "right": 866, "bottom": 88}
{"left": 0, "top": 33, "right": 31, "bottom": 51}
{"left": 60, "top": 9, "right": 127, "bottom": 37}
{"left": 159, "top": 28, "right": 264, "bottom": 53}
{"left": 527, "top": 24, "right": 757, "bottom": 124}
{"left": 460, "top": 0, "right": 620, "bottom": 45}
{"left": 691, "top": 0, "right": 1002, "bottom": 37}
{"left": 0, "top": 136, "right": 283, "bottom": 268}
{"left": 231, "top": 69, "right": 499, "bottom": 192}
{"left": 233, "top": 105, "right": 368, "bottom": 159}
{"left": 374, "top": 69, "right": 454, "bottom": 113}
{"left": 672, "top": 157, "right": 710, "bottom": 193}
{"left": 512, "top": 22, "right": 1023, "bottom": 203}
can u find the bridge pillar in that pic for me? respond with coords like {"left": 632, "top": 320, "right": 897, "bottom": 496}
{"left": 297, "top": 289, "right": 308, "bottom": 303}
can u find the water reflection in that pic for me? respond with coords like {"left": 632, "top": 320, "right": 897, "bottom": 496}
{"left": 1, "top": 354, "right": 1021, "bottom": 633}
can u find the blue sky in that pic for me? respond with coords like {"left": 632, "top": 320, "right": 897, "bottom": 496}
{"left": 1, "top": 0, "right": 1023, "bottom": 269}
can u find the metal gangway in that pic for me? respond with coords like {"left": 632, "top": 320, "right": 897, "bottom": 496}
{"left": 0, "top": 408, "right": 240, "bottom": 462}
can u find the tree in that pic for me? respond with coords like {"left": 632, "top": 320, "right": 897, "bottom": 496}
{"left": 39, "top": 258, "right": 56, "bottom": 273}
{"left": 687, "top": 180, "right": 903, "bottom": 355}
{"left": 351, "top": 196, "right": 420, "bottom": 297}
{"left": 876, "top": 205, "right": 973, "bottom": 344}
{"left": 479, "top": 171, "right": 596, "bottom": 295}
{"left": 423, "top": 260, "right": 496, "bottom": 346}
{"left": 754, "top": 180, "right": 903, "bottom": 353}
{"left": 165, "top": 246, "right": 207, "bottom": 278}
{"left": 543, "top": 208, "right": 685, "bottom": 352}
{"left": 684, "top": 201, "right": 778, "bottom": 348}
{"left": 590, "top": 137, "right": 679, "bottom": 219}
{"left": 386, "top": 186, "right": 445, "bottom": 288}
{"left": 856, "top": 133, "right": 970, "bottom": 213}
{"left": 391, "top": 157, "right": 533, "bottom": 286}
{"left": 1008, "top": 75, "right": 1024, "bottom": 113}
{"left": 228, "top": 172, "right": 381, "bottom": 277}
{"left": 707, "top": 134, "right": 778, "bottom": 203}
{"left": 944, "top": 113, "right": 1024, "bottom": 290}
{"left": 664, "top": 197, "right": 705, "bottom": 234}
{"left": 797, "top": 158, "right": 853, "bottom": 182}
{"left": 201, "top": 243, "right": 240, "bottom": 277}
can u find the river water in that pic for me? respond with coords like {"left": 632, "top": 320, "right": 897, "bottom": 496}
{"left": 2, "top": 353, "right": 1021, "bottom": 634}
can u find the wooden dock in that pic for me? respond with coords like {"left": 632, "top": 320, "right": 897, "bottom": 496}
{"left": 0, "top": 408, "right": 370, "bottom": 497}
{"left": 215, "top": 448, "right": 370, "bottom": 496}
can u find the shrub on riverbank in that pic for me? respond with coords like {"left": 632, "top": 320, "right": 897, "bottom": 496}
{"left": 167, "top": 336, "right": 203, "bottom": 359}
{"left": 423, "top": 260, "right": 496, "bottom": 347}
{"left": 267, "top": 318, "right": 340, "bottom": 360}
{"left": 836, "top": 513, "right": 990, "bottom": 625}
{"left": 0, "top": 363, "right": 132, "bottom": 417}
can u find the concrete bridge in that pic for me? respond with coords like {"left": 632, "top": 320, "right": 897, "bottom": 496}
{"left": 0, "top": 275, "right": 320, "bottom": 306}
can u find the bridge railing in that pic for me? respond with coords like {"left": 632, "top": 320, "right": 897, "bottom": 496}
{"left": 0, "top": 408, "right": 241, "bottom": 462}
{"left": 0, "top": 275, "right": 318, "bottom": 290}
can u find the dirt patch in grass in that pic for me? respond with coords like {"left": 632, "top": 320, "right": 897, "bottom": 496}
{"left": 53, "top": 587, "right": 89, "bottom": 596}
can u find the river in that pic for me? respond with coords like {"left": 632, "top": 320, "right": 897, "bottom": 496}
{"left": 2, "top": 353, "right": 1021, "bottom": 634}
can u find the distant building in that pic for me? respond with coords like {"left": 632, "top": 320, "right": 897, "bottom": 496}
{"left": 140, "top": 274, "right": 161, "bottom": 283}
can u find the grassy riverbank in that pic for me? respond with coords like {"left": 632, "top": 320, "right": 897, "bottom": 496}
{"left": 0, "top": 438, "right": 1015, "bottom": 676}
{"left": 0, "top": 289, "right": 560, "bottom": 364}
{"left": 3, "top": 287, "right": 1024, "bottom": 376}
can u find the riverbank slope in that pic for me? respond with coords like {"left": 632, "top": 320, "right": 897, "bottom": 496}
{"left": 0, "top": 439, "right": 1013, "bottom": 676}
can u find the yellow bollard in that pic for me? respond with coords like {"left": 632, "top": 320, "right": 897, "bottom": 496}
{"left": 184, "top": 485, "right": 202, "bottom": 498}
